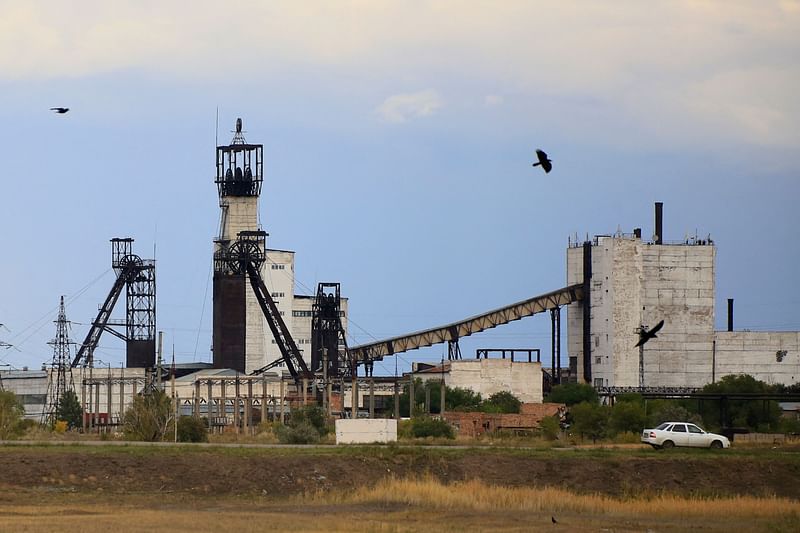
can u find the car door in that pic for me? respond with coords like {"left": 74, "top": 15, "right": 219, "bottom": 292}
{"left": 687, "top": 424, "right": 708, "bottom": 447}
{"left": 669, "top": 423, "right": 690, "bottom": 446}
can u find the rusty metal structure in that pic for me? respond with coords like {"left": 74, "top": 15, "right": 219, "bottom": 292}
{"left": 215, "top": 231, "right": 310, "bottom": 383}
{"left": 72, "top": 238, "right": 156, "bottom": 368}
{"left": 349, "top": 284, "right": 583, "bottom": 371}
{"left": 310, "top": 283, "right": 352, "bottom": 379}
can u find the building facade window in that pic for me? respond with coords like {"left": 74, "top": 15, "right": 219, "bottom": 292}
{"left": 292, "top": 310, "right": 313, "bottom": 317}
{"left": 271, "top": 292, "right": 285, "bottom": 298}
{"left": 271, "top": 264, "right": 285, "bottom": 270}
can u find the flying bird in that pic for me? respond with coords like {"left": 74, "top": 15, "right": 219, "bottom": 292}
{"left": 551, "top": 516, "right": 558, "bottom": 524}
{"left": 532, "top": 149, "right": 552, "bottom": 173}
{"left": 635, "top": 320, "right": 664, "bottom": 348}
{"left": 50, "top": 107, "right": 69, "bottom": 114}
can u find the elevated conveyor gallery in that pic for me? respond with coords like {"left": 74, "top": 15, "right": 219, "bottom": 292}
{"left": 350, "top": 284, "right": 584, "bottom": 368}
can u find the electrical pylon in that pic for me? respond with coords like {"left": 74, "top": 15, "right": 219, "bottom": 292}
{"left": 42, "top": 296, "right": 75, "bottom": 425}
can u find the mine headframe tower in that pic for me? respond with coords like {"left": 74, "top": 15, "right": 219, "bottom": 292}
{"left": 216, "top": 231, "right": 310, "bottom": 384}
{"left": 310, "top": 282, "right": 353, "bottom": 380}
{"left": 71, "top": 238, "right": 156, "bottom": 368}
{"left": 42, "top": 296, "right": 76, "bottom": 425}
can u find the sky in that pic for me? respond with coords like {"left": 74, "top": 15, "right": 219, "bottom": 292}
{"left": 0, "top": 1, "right": 798, "bottom": 376}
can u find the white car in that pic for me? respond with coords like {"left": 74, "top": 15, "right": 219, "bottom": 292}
{"left": 641, "top": 422, "right": 731, "bottom": 449}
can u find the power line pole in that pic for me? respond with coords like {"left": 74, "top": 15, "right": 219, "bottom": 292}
{"left": 42, "top": 296, "right": 75, "bottom": 425}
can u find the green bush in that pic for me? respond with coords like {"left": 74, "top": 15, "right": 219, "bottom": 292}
{"left": 570, "top": 401, "right": 609, "bottom": 443}
{"left": 177, "top": 416, "right": 208, "bottom": 443}
{"left": 408, "top": 416, "right": 455, "bottom": 439}
{"left": 0, "top": 390, "right": 25, "bottom": 440}
{"left": 539, "top": 415, "right": 561, "bottom": 441}
{"left": 122, "top": 390, "right": 174, "bottom": 441}
{"left": 289, "top": 405, "right": 329, "bottom": 436}
{"left": 275, "top": 421, "right": 321, "bottom": 444}
{"left": 609, "top": 401, "right": 647, "bottom": 436}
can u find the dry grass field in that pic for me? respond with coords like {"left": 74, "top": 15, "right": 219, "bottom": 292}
{"left": 0, "top": 444, "right": 798, "bottom": 532}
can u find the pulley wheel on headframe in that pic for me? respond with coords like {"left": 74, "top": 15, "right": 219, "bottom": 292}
{"left": 226, "top": 240, "right": 265, "bottom": 273}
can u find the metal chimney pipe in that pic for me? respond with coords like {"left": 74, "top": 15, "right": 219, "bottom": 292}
{"left": 655, "top": 202, "right": 663, "bottom": 245}
{"left": 727, "top": 298, "right": 734, "bottom": 332}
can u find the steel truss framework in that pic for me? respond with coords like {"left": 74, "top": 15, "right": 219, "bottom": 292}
{"left": 311, "top": 283, "right": 352, "bottom": 379}
{"left": 350, "top": 284, "right": 583, "bottom": 364}
{"left": 72, "top": 238, "right": 156, "bottom": 368}
{"left": 42, "top": 296, "right": 75, "bottom": 425}
{"left": 216, "top": 231, "right": 310, "bottom": 383}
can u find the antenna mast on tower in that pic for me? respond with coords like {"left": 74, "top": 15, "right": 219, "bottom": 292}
{"left": 42, "top": 296, "right": 75, "bottom": 425}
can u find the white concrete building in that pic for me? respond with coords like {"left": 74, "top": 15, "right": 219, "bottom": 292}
{"left": 567, "top": 208, "right": 799, "bottom": 388}
{"left": 414, "top": 359, "right": 543, "bottom": 403}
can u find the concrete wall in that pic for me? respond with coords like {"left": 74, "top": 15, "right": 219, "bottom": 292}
{"left": 568, "top": 235, "right": 718, "bottom": 388}
{"left": 335, "top": 418, "right": 397, "bottom": 444}
{"left": 427, "top": 359, "right": 543, "bottom": 403}
{"left": 714, "top": 331, "right": 800, "bottom": 386}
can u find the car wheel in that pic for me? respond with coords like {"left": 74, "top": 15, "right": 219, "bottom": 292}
{"left": 710, "top": 440, "right": 723, "bottom": 449}
{"left": 662, "top": 440, "right": 675, "bottom": 450}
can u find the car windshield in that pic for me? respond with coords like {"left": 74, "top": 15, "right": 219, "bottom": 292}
{"left": 656, "top": 423, "right": 670, "bottom": 430}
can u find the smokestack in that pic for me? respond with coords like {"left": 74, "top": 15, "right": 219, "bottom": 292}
{"left": 654, "top": 202, "right": 663, "bottom": 245}
{"left": 727, "top": 298, "right": 734, "bottom": 332}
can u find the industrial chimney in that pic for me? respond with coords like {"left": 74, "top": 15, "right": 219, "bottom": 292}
{"left": 727, "top": 298, "right": 734, "bottom": 332}
{"left": 654, "top": 202, "right": 663, "bottom": 245}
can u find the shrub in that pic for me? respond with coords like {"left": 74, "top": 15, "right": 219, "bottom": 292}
{"left": 0, "top": 390, "right": 25, "bottom": 440}
{"left": 408, "top": 416, "right": 454, "bottom": 439}
{"left": 289, "top": 405, "right": 329, "bottom": 436}
{"left": 539, "top": 415, "right": 561, "bottom": 441}
{"left": 609, "top": 401, "right": 647, "bottom": 436}
{"left": 177, "top": 416, "right": 208, "bottom": 443}
{"left": 570, "top": 401, "right": 610, "bottom": 443}
{"left": 275, "top": 422, "right": 321, "bottom": 444}
{"left": 53, "top": 420, "right": 68, "bottom": 434}
{"left": 122, "top": 390, "right": 175, "bottom": 441}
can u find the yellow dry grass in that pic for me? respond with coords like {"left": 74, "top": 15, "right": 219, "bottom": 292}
{"left": 309, "top": 476, "right": 800, "bottom": 520}
{"left": 0, "top": 479, "right": 797, "bottom": 533}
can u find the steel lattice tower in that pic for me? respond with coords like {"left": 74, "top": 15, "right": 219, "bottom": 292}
{"left": 42, "top": 296, "right": 75, "bottom": 425}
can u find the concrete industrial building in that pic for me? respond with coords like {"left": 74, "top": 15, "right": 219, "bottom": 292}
{"left": 413, "top": 359, "right": 544, "bottom": 404}
{"left": 567, "top": 203, "right": 799, "bottom": 388}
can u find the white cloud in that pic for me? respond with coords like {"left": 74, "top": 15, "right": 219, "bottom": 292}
{"left": 484, "top": 95, "right": 504, "bottom": 107}
{"left": 376, "top": 89, "right": 443, "bottom": 123}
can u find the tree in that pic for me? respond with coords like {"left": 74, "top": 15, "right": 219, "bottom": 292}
{"left": 446, "top": 387, "right": 483, "bottom": 412}
{"left": 608, "top": 401, "right": 647, "bottom": 435}
{"left": 570, "top": 401, "right": 609, "bottom": 443}
{"left": 480, "top": 391, "right": 521, "bottom": 414}
{"left": 0, "top": 390, "right": 25, "bottom": 440}
{"left": 56, "top": 390, "right": 83, "bottom": 430}
{"left": 647, "top": 400, "right": 703, "bottom": 428}
{"left": 548, "top": 383, "right": 599, "bottom": 406}
{"left": 122, "top": 390, "right": 175, "bottom": 441}
{"left": 701, "top": 374, "right": 782, "bottom": 431}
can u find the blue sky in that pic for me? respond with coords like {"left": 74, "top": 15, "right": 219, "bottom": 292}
{"left": 1, "top": 1, "right": 798, "bottom": 375}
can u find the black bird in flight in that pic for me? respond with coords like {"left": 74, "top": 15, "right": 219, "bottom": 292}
{"left": 532, "top": 149, "right": 552, "bottom": 173}
{"left": 50, "top": 107, "right": 69, "bottom": 114}
{"left": 551, "top": 516, "right": 558, "bottom": 524}
{"left": 635, "top": 320, "right": 665, "bottom": 348}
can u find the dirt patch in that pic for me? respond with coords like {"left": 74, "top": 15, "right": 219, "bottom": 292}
{"left": 0, "top": 446, "right": 798, "bottom": 499}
